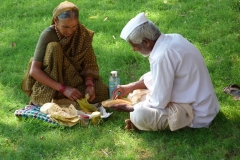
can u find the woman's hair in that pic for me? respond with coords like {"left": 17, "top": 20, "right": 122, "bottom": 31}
{"left": 57, "top": 10, "right": 78, "bottom": 20}
{"left": 126, "top": 20, "right": 161, "bottom": 44}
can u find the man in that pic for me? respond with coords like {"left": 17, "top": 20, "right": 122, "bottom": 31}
{"left": 109, "top": 12, "right": 220, "bottom": 131}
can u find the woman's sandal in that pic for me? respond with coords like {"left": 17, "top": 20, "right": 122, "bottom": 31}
{"left": 223, "top": 84, "right": 240, "bottom": 100}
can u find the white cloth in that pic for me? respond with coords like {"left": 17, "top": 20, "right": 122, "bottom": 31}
{"left": 130, "top": 102, "right": 194, "bottom": 131}
{"left": 130, "top": 103, "right": 169, "bottom": 131}
{"left": 167, "top": 103, "right": 194, "bottom": 131}
{"left": 131, "top": 33, "right": 220, "bottom": 128}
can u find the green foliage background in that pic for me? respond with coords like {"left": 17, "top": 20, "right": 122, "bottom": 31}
{"left": 0, "top": 0, "right": 240, "bottom": 159}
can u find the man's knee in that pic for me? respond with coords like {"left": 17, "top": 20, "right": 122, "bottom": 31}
{"left": 130, "top": 106, "right": 151, "bottom": 130}
{"left": 130, "top": 105, "right": 169, "bottom": 131}
{"left": 131, "top": 105, "right": 147, "bottom": 119}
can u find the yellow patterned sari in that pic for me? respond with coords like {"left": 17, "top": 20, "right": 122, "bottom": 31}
{"left": 21, "top": 23, "right": 108, "bottom": 106}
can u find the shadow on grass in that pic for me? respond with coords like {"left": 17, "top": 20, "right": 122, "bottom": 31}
{"left": 1, "top": 0, "right": 240, "bottom": 159}
{"left": 1, "top": 108, "right": 240, "bottom": 159}
{"left": 132, "top": 111, "right": 240, "bottom": 159}
{"left": 0, "top": 111, "right": 131, "bottom": 159}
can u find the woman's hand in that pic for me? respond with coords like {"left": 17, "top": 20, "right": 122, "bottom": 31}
{"left": 85, "top": 86, "right": 95, "bottom": 102}
{"left": 84, "top": 76, "right": 95, "bottom": 102}
{"left": 63, "top": 86, "right": 82, "bottom": 101}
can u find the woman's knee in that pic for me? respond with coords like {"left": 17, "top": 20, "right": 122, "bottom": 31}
{"left": 47, "top": 42, "right": 61, "bottom": 49}
{"left": 44, "top": 42, "right": 63, "bottom": 62}
{"left": 46, "top": 42, "right": 61, "bottom": 53}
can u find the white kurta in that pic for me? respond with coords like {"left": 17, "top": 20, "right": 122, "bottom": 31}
{"left": 132, "top": 33, "right": 220, "bottom": 128}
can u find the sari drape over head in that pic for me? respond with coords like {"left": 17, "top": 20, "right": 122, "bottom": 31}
{"left": 21, "top": 1, "right": 108, "bottom": 106}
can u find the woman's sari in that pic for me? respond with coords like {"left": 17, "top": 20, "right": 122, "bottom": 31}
{"left": 21, "top": 23, "right": 109, "bottom": 106}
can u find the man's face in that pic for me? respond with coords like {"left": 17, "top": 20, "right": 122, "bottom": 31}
{"left": 129, "top": 41, "right": 151, "bottom": 57}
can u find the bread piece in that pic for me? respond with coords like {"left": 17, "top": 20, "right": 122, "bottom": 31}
{"left": 102, "top": 98, "right": 133, "bottom": 107}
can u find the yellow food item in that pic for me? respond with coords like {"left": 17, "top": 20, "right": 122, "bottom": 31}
{"left": 91, "top": 111, "right": 101, "bottom": 125}
{"left": 102, "top": 98, "right": 133, "bottom": 107}
{"left": 50, "top": 113, "right": 79, "bottom": 122}
{"left": 76, "top": 94, "right": 97, "bottom": 112}
{"left": 50, "top": 116, "right": 79, "bottom": 127}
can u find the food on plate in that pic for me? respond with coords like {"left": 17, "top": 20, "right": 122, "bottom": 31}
{"left": 76, "top": 94, "right": 97, "bottom": 112}
{"left": 102, "top": 98, "right": 133, "bottom": 107}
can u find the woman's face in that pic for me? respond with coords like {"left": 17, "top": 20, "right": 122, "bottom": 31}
{"left": 55, "top": 18, "right": 78, "bottom": 37}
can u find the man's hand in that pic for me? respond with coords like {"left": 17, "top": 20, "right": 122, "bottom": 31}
{"left": 109, "top": 104, "right": 134, "bottom": 112}
{"left": 112, "top": 80, "right": 146, "bottom": 100}
{"left": 112, "top": 85, "right": 132, "bottom": 99}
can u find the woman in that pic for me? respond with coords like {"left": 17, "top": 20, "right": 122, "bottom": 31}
{"left": 21, "top": 1, "right": 109, "bottom": 107}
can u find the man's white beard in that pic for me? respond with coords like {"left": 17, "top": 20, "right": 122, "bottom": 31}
{"left": 140, "top": 53, "right": 150, "bottom": 57}
{"left": 139, "top": 45, "right": 151, "bottom": 57}
{"left": 139, "top": 50, "right": 151, "bottom": 57}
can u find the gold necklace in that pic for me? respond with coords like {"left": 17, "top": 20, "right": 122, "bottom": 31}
{"left": 55, "top": 25, "right": 62, "bottom": 41}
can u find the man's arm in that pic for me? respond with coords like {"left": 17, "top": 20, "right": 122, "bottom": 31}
{"left": 112, "top": 79, "right": 147, "bottom": 99}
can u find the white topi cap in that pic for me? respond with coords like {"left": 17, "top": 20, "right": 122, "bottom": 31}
{"left": 120, "top": 12, "right": 148, "bottom": 40}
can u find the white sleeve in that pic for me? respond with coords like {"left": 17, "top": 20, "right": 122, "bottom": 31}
{"left": 142, "top": 72, "right": 153, "bottom": 91}
{"left": 145, "top": 54, "right": 175, "bottom": 109}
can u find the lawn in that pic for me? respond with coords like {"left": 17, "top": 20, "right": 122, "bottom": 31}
{"left": 0, "top": 0, "right": 240, "bottom": 159}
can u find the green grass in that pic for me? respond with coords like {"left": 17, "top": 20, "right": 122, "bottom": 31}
{"left": 1, "top": 0, "right": 240, "bottom": 159}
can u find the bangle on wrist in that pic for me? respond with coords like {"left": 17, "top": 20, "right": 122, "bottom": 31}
{"left": 85, "top": 77, "right": 93, "bottom": 81}
{"left": 86, "top": 84, "right": 94, "bottom": 88}
{"left": 85, "top": 77, "right": 93, "bottom": 83}
{"left": 59, "top": 84, "right": 66, "bottom": 93}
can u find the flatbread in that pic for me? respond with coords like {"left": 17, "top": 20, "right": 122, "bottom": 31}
{"left": 62, "top": 104, "right": 78, "bottom": 117}
{"left": 50, "top": 113, "right": 79, "bottom": 122}
{"left": 40, "top": 102, "right": 80, "bottom": 127}
{"left": 52, "top": 98, "right": 78, "bottom": 108}
{"left": 40, "top": 103, "right": 62, "bottom": 114}
{"left": 102, "top": 98, "right": 133, "bottom": 107}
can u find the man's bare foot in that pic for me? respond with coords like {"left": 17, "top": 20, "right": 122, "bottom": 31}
{"left": 124, "top": 119, "right": 139, "bottom": 131}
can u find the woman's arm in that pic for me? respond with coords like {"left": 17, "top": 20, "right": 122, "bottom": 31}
{"left": 30, "top": 61, "right": 82, "bottom": 101}
{"left": 30, "top": 61, "right": 62, "bottom": 91}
